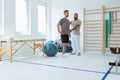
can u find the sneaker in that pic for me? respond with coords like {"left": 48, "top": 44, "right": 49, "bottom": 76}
{"left": 62, "top": 53, "right": 70, "bottom": 56}
{"left": 77, "top": 52, "right": 81, "bottom": 56}
{"left": 62, "top": 53, "right": 66, "bottom": 56}
{"left": 70, "top": 53, "right": 76, "bottom": 55}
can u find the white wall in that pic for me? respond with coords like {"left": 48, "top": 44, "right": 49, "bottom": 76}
{"left": 0, "top": 0, "right": 51, "bottom": 39}
{"left": 51, "top": 0, "right": 120, "bottom": 53}
{"left": 0, "top": 0, "right": 2, "bottom": 34}
{"left": 4, "top": 0, "right": 15, "bottom": 36}
{"left": 0, "top": 0, "right": 51, "bottom": 59}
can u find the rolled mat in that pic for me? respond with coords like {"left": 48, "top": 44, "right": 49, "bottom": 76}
{"left": 109, "top": 12, "right": 112, "bottom": 34}
{"left": 105, "top": 20, "right": 109, "bottom": 48}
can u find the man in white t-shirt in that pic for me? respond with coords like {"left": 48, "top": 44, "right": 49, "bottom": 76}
{"left": 70, "top": 13, "right": 81, "bottom": 56}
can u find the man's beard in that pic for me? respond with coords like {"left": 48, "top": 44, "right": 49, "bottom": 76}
{"left": 66, "top": 15, "right": 69, "bottom": 17}
{"left": 74, "top": 17, "right": 78, "bottom": 20}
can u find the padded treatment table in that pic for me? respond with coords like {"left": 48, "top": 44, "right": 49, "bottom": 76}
{"left": 0, "top": 38, "right": 46, "bottom": 62}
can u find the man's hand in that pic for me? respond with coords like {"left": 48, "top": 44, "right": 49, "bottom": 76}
{"left": 59, "top": 32, "right": 64, "bottom": 35}
{"left": 69, "top": 29, "right": 72, "bottom": 33}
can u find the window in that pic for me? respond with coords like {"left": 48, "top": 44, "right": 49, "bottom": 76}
{"left": 16, "top": 0, "right": 27, "bottom": 34}
{"left": 38, "top": 4, "right": 47, "bottom": 34}
{"left": 0, "top": 0, "right": 4, "bottom": 35}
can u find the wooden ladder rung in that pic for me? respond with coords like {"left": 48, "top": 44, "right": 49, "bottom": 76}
{"left": 110, "top": 36, "right": 120, "bottom": 38}
{"left": 106, "top": 7, "right": 120, "bottom": 10}
{"left": 86, "top": 9, "right": 101, "bottom": 12}
{"left": 110, "top": 40, "right": 120, "bottom": 42}
{"left": 85, "top": 46, "right": 101, "bottom": 48}
{"left": 85, "top": 43, "right": 101, "bottom": 44}
{"left": 85, "top": 23, "right": 101, "bottom": 25}
{"left": 85, "top": 12, "right": 101, "bottom": 15}
{"left": 109, "top": 45, "right": 120, "bottom": 47}
{"left": 85, "top": 30, "right": 101, "bottom": 31}
{"left": 84, "top": 32, "right": 101, "bottom": 34}
{"left": 85, "top": 41, "right": 100, "bottom": 44}
{"left": 116, "top": 21, "right": 120, "bottom": 23}
{"left": 110, "top": 43, "right": 120, "bottom": 45}
{"left": 84, "top": 36, "right": 101, "bottom": 37}
{"left": 84, "top": 26, "right": 101, "bottom": 28}
{"left": 85, "top": 48, "right": 101, "bottom": 50}
{"left": 113, "top": 26, "right": 120, "bottom": 28}
{"left": 112, "top": 31, "right": 120, "bottom": 34}
{"left": 84, "top": 40, "right": 101, "bottom": 41}
{"left": 85, "top": 20, "right": 101, "bottom": 22}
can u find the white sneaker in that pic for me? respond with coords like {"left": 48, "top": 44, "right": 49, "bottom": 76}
{"left": 70, "top": 53, "right": 76, "bottom": 55}
{"left": 77, "top": 52, "right": 81, "bottom": 56}
{"left": 62, "top": 53, "right": 65, "bottom": 56}
{"left": 62, "top": 53, "right": 70, "bottom": 56}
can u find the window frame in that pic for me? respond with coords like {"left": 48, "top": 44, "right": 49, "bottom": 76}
{"left": 15, "top": 0, "right": 29, "bottom": 34}
{"left": 38, "top": 1, "right": 47, "bottom": 34}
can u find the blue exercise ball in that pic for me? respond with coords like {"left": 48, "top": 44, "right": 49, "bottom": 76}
{"left": 44, "top": 41, "right": 57, "bottom": 57}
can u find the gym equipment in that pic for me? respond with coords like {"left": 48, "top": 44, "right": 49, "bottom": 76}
{"left": 105, "top": 20, "right": 109, "bottom": 48}
{"left": 109, "top": 11, "right": 112, "bottom": 34}
{"left": 44, "top": 41, "right": 57, "bottom": 57}
{"left": 55, "top": 40, "right": 72, "bottom": 52}
{"left": 109, "top": 47, "right": 120, "bottom": 74}
{"left": 83, "top": 6, "right": 105, "bottom": 53}
{"left": 105, "top": 13, "right": 112, "bottom": 48}
{"left": 83, "top": 6, "right": 120, "bottom": 54}
{"left": 112, "top": 11, "right": 118, "bottom": 23}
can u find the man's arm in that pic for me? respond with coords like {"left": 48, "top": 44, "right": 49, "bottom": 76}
{"left": 57, "top": 23, "right": 64, "bottom": 34}
{"left": 71, "top": 25, "right": 80, "bottom": 31}
{"left": 57, "top": 23, "right": 61, "bottom": 33}
{"left": 70, "top": 20, "right": 81, "bottom": 32}
{"left": 69, "top": 25, "right": 80, "bottom": 33}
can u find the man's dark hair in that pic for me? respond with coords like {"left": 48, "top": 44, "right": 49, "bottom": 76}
{"left": 64, "top": 10, "right": 69, "bottom": 13}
